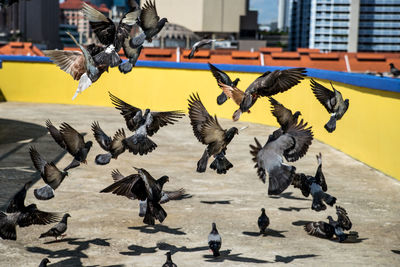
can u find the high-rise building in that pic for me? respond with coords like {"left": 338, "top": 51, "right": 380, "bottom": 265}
{"left": 278, "top": 0, "right": 290, "bottom": 32}
{"left": 288, "top": 0, "right": 311, "bottom": 51}
{"left": 307, "top": 0, "right": 400, "bottom": 52}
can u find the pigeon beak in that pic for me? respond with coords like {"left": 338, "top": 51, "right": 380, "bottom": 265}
{"left": 239, "top": 126, "right": 248, "bottom": 132}
{"left": 132, "top": 167, "right": 140, "bottom": 172}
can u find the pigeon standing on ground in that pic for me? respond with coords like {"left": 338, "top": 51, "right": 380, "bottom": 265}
{"left": 221, "top": 68, "right": 306, "bottom": 121}
{"left": 292, "top": 153, "right": 336, "bottom": 211}
{"left": 109, "top": 92, "right": 185, "bottom": 155}
{"left": 39, "top": 213, "right": 71, "bottom": 240}
{"left": 46, "top": 121, "right": 93, "bottom": 171}
{"left": 310, "top": 79, "right": 349, "bottom": 133}
{"left": 91, "top": 121, "right": 126, "bottom": 165}
{"left": 188, "top": 93, "right": 241, "bottom": 174}
{"left": 0, "top": 182, "right": 60, "bottom": 240}
{"left": 82, "top": 2, "right": 140, "bottom": 67}
{"left": 138, "top": 0, "right": 168, "bottom": 42}
{"left": 250, "top": 119, "right": 313, "bottom": 195}
{"left": 208, "top": 222, "right": 222, "bottom": 257}
{"left": 29, "top": 147, "right": 68, "bottom": 200}
{"left": 258, "top": 208, "right": 270, "bottom": 234}
{"left": 188, "top": 39, "right": 221, "bottom": 59}
{"left": 389, "top": 63, "right": 400, "bottom": 77}
{"left": 162, "top": 251, "right": 177, "bottom": 267}
{"left": 38, "top": 258, "right": 50, "bottom": 267}
{"left": 43, "top": 40, "right": 109, "bottom": 100}
{"left": 208, "top": 63, "right": 240, "bottom": 105}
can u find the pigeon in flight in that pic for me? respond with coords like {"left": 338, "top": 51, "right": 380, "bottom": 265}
{"left": 138, "top": 0, "right": 168, "bottom": 42}
{"left": 390, "top": 63, "right": 400, "bottom": 77}
{"left": 29, "top": 147, "right": 68, "bottom": 200}
{"left": 162, "top": 251, "right": 177, "bottom": 267}
{"left": 39, "top": 213, "right": 71, "bottom": 240}
{"left": 208, "top": 222, "right": 222, "bottom": 257}
{"left": 250, "top": 119, "right": 313, "bottom": 195}
{"left": 38, "top": 258, "right": 51, "bottom": 267}
{"left": 82, "top": 2, "right": 140, "bottom": 67}
{"left": 188, "top": 39, "right": 221, "bottom": 59}
{"left": 305, "top": 206, "right": 357, "bottom": 242}
{"left": 269, "top": 97, "right": 301, "bottom": 131}
{"left": 0, "top": 181, "right": 60, "bottom": 240}
{"left": 225, "top": 68, "right": 306, "bottom": 121}
{"left": 292, "top": 153, "right": 336, "bottom": 211}
{"left": 44, "top": 39, "right": 109, "bottom": 100}
{"left": 208, "top": 63, "right": 240, "bottom": 105}
{"left": 109, "top": 92, "right": 184, "bottom": 155}
{"left": 258, "top": 208, "right": 269, "bottom": 234}
{"left": 119, "top": 25, "right": 144, "bottom": 74}
{"left": 91, "top": 121, "right": 126, "bottom": 165}
{"left": 101, "top": 168, "right": 180, "bottom": 225}
{"left": 46, "top": 121, "right": 93, "bottom": 171}
{"left": 188, "top": 93, "right": 241, "bottom": 174}
{"left": 310, "top": 79, "right": 349, "bottom": 133}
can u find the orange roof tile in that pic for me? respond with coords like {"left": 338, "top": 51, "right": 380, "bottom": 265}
{"left": 182, "top": 50, "right": 210, "bottom": 58}
{"left": 309, "top": 53, "right": 339, "bottom": 60}
{"left": 231, "top": 51, "right": 259, "bottom": 59}
{"left": 260, "top": 47, "right": 283, "bottom": 54}
{"left": 356, "top": 53, "right": 385, "bottom": 61}
{"left": 60, "top": 0, "right": 109, "bottom": 13}
{"left": 0, "top": 42, "right": 44, "bottom": 56}
{"left": 297, "top": 48, "right": 320, "bottom": 54}
{"left": 271, "top": 52, "right": 300, "bottom": 59}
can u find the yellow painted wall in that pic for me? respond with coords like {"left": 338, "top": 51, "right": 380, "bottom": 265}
{"left": 1, "top": 61, "right": 399, "bottom": 179}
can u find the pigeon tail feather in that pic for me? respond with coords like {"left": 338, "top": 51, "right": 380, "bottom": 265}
{"left": 217, "top": 92, "right": 228, "bottom": 105}
{"left": 232, "top": 109, "right": 242, "bottom": 121}
{"left": 34, "top": 185, "right": 55, "bottom": 200}
{"left": 196, "top": 149, "right": 209, "bottom": 173}
{"left": 73, "top": 73, "right": 92, "bottom": 100}
{"left": 325, "top": 115, "right": 336, "bottom": 133}
{"left": 118, "top": 61, "right": 133, "bottom": 74}
{"left": 0, "top": 213, "right": 17, "bottom": 240}
{"left": 93, "top": 50, "right": 121, "bottom": 68}
{"left": 95, "top": 153, "right": 112, "bottom": 165}
{"left": 123, "top": 135, "right": 157, "bottom": 155}
{"left": 209, "top": 155, "right": 233, "bottom": 174}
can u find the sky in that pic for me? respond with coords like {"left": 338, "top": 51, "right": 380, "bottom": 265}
{"left": 249, "top": 0, "right": 278, "bottom": 25}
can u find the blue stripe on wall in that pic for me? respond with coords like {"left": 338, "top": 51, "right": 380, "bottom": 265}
{"left": 1, "top": 55, "right": 399, "bottom": 92}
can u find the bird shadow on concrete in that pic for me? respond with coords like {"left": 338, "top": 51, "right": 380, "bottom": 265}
{"left": 120, "top": 244, "right": 158, "bottom": 256}
{"left": 175, "top": 193, "right": 193, "bottom": 200}
{"left": 47, "top": 257, "right": 123, "bottom": 267}
{"left": 330, "top": 237, "right": 368, "bottom": 244}
{"left": 269, "top": 192, "right": 310, "bottom": 201}
{"left": 391, "top": 250, "right": 400, "bottom": 255}
{"left": 203, "top": 249, "right": 270, "bottom": 263}
{"left": 278, "top": 207, "right": 309, "bottom": 212}
{"left": 242, "top": 228, "right": 287, "bottom": 238}
{"left": 128, "top": 224, "right": 186, "bottom": 235}
{"left": 291, "top": 220, "right": 313, "bottom": 226}
{"left": 200, "top": 200, "right": 232, "bottom": 205}
{"left": 157, "top": 242, "right": 209, "bottom": 255}
{"left": 274, "top": 254, "right": 318, "bottom": 263}
{"left": 26, "top": 238, "right": 111, "bottom": 266}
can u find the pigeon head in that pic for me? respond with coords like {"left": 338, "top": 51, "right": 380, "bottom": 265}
{"left": 233, "top": 78, "right": 240, "bottom": 86}
{"left": 158, "top": 18, "right": 168, "bottom": 27}
{"left": 389, "top": 63, "right": 394, "bottom": 68}
{"left": 212, "top": 222, "right": 217, "bottom": 230}
{"left": 293, "top": 111, "right": 302, "bottom": 119}
{"left": 42, "top": 258, "right": 51, "bottom": 264}
{"left": 158, "top": 175, "right": 169, "bottom": 187}
{"left": 225, "top": 127, "right": 238, "bottom": 143}
{"left": 261, "top": 208, "right": 265, "bottom": 213}
{"left": 144, "top": 109, "right": 151, "bottom": 116}
{"left": 65, "top": 213, "right": 71, "bottom": 218}
{"left": 27, "top": 203, "right": 38, "bottom": 211}
{"left": 85, "top": 141, "right": 93, "bottom": 148}
{"left": 64, "top": 171, "right": 69, "bottom": 177}
{"left": 165, "top": 251, "right": 172, "bottom": 260}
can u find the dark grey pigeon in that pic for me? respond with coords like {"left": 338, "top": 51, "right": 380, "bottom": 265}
{"left": 250, "top": 119, "right": 313, "bottom": 195}
{"left": 82, "top": 2, "right": 140, "bottom": 67}
{"left": 292, "top": 153, "right": 336, "bottom": 211}
{"left": 91, "top": 121, "right": 126, "bottom": 165}
{"left": 269, "top": 97, "right": 301, "bottom": 131}
{"left": 310, "top": 79, "right": 349, "bottom": 133}
{"left": 39, "top": 258, "right": 50, "bottom": 267}
{"left": 208, "top": 62, "right": 240, "bottom": 105}
{"left": 29, "top": 146, "right": 68, "bottom": 200}
{"left": 119, "top": 26, "right": 144, "bottom": 74}
{"left": 237, "top": 68, "right": 306, "bottom": 121}
{"left": 0, "top": 182, "right": 59, "bottom": 240}
{"left": 390, "top": 63, "right": 400, "bottom": 77}
{"left": 328, "top": 206, "right": 354, "bottom": 242}
{"left": 258, "top": 208, "right": 270, "bottom": 234}
{"left": 304, "top": 221, "right": 335, "bottom": 239}
{"left": 49, "top": 122, "right": 93, "bottom": 171}
{"left": 138, "top": 0, "right": 168, "bottom": 42}
{"left": 188, "top": 93, "right": 240, "bottom": 174}
{"left": 188, "top": 39, "right": 220, "bottom": 59}
{"left": 162, "top": 251, "right": 177, "bottom": 267}
{"left": 109, "top": 92, "right": 184, "bottom": 155}
{"left": 208, "top": 222, "right": 221, "bottom": 257}
{"left": 40, "top": 213, "right": 71, "bottom": 240}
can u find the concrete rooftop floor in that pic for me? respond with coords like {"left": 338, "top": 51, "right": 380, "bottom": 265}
{"left": 0, "top": 102, "right": 399, "bottom": 267}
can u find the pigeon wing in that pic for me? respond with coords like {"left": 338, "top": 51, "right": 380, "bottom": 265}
{"left": 29, "top": 147, "right": 47, "bottom": 174}
{"left": 45, "top": 120, "right": 66, "bottom": 149}
{"left": 201, "top": 115, "right": 225, "bottom": 147}
{"left": 310, "top": 78, "right": 336, "bottom": 113}
{"left": 115, "top": 8, "right": 141, "bottom": 49}
{"left": 218, "top": 82, "right": 244, "bottom": 106}
{"left": 82, "top": 2, "right": 115, "bottom": 46}
{"left": 43, "top": 50, "right": 85, "bottom": 81}
{"left": 59, "top": 123, "right": 86, "bottom": 156}
{"left": 140, "top": 0, "right": 159, "bottom": 31}
{"left": 110, "top": 128, "right": 126, "bottom": 156}
{"left": 111, "top": 169, "right": 125, "bottom": 182}
{"left": 283, "top": 119, "right": 313, "bottom": 162}
{"left": 6, "top": 182, "right": 30, "bottom": 213}
{"left": 109, "top": 92, "right": 142, "bottom": 131}
{"left": 43, "top": 163, "right": 64, "bottom": 190}
{"left": 249, "top": 137, "right": 266, "bottom": 183}
{"left": 100, "top": 174, "right": 141, "bottom": 200}
{"left": 91, "top": 121, "right": 112, "bottom": 151}
{"left": 17, "top": 209, "right": 60, "bottom": 227}
{"left": 208, "top": 62, "right": 233, "bottom": 85}
{"left": 269, "top": 97, "right": 295, "bottom": 129}
{"left": 188, "top": 93, "right": 213, "bottom": 143}
{"left": 147, "top": 111, "right": 185, "bottom": 136}
{"left": 336, "top": 206, "right": 352, "bottom": 230}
